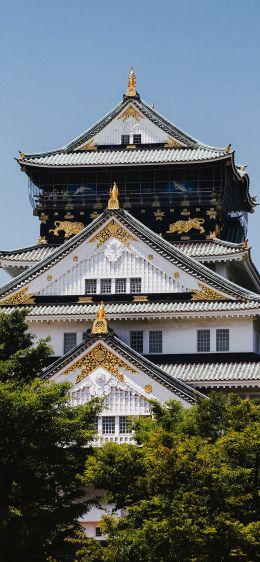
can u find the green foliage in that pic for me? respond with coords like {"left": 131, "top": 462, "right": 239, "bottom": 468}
{"left": 83, "top": 394, "right": 260, "bottom": 562}
{"left": 0, "top": 310, "right": 101, "bottom": 561}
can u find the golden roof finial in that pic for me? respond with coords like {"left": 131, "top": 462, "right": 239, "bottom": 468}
{"left": 107, "top": 182, "right": 119, "bottom": 210}
{"left": 126, "top": 66, "right": 137, "bottom": 97}
{"left": 92, "top": 302, "right": 109, "bottom": 334}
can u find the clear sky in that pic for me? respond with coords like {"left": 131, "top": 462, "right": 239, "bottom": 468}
{"left": 0, "top": 0, "right": 260, "bottom": 284}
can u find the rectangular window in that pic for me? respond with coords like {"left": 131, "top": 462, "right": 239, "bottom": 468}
{"left": 130, "top": 331, "right": 143, "bottom": 353}
{"left": 130, "top": 277, "right": 142, "bottom": 293}
{"left": 95, "top": 527, "right": 102, "bottom": 537}
{"left": 100, "top": 278, "right": 111, "bottom": 294}
{"left": 102, "top": 416, "right": 115, "bottom": 434}
{"left": 94, "top": 417, "right": 99, "bottom": 431}
{"left": 197, "top": 329, "right": 210, "bottom": 352}
{"left": 121, "top": 134, "right": 130, "bottom": 145}
{"left": 64, "top": 333, "right": 77, "bottom": 354}
{"left": 119, "top": 416, "right": 132, "bottom": 434}
{"left": 149, "top": 331, "right": 162, "bottom": 353}
{"left": 115, "top": 278, "right": 127, "bottom": 293}
{"left": 216, "top": 329, "right": 229, "bottom": 352}
{"left": 133, "top": 134, "right": 142, "bottom": 144}
{"left": 85, "top": 279, "right": 97, "bottom": 294}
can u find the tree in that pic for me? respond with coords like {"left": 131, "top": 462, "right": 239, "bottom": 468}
{"left": 82, "top": 395, "right": 260, "bottom": 562}
{"left": 0, "top": 310, "right": 101, "bottom": 561}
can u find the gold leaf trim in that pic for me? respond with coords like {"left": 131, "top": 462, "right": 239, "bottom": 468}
{"left": 133, "top": 295, "right": 149, "bottom": 302}
{"left": 0, "top": 287, "right": 35, "bottom": 306}
{"left": 49, "top": 221, "right": 84, "bottom": 238}
{"left": 63, "top": 343, "right": 137, "bottom": 384}
{"left": 118, "top": 105, "right": 143, "bottom": 121}
{"left": 88, "top": 219, "right": 136, "bottom": 248}
{"left": 78, "top": 296, "right": 93, "bottom": 303}
{"left": 77, "top": 139, "right": 97, "bottom": 151}
{"left": 192, "top": 283, "right": 226, "bottom": 301}
{"left": 164, "top": 137, "right": 184, "bottom": 148}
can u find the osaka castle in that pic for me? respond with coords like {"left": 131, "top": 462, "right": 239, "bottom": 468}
{"left": 1, "top": 67, "right": 260, "bottom": 424}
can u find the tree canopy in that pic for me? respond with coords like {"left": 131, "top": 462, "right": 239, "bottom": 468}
{"left": 0, "top": 309, "right": 100, "bottom": 562}
{"left": 82, "top": 395, "right": 260, "bottom": 562}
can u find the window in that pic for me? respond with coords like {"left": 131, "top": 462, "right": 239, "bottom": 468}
{"left": 100, "top": 278, "right": 111, "bottom": 294}
{"left": 149, "top": 331, "right": 162, "bottom": 353}
{"left": 133, "top": 134, "right": 142, "bottom": 144}
{"left": 130, "top": 277, "right": 142, "bottom": 293}
{"left": 197, "top": 329, "right": 210, "bottom": 352}
{"left": 121, "top": 134, "right": 130, "bottom": 145}
{"left": 102, "top": 416, "right": 115, "bottom": 434}
{"left": 85, "top": 279, "right": 97, "bottom": 294}
{"left": 216, "top": 329, "right": 229, "bottom": 352}
{"left": 130, "top": 331, "right": 143, "bottom": 353}
{"left": 115, "top": 278, "right": 127, "bottom": 293}
{"left": 95, "top": 527, "right": 102, "bottom": 537}
{"left": 64, "top": 333, "right": 77, "bottom": 354}
{"left": 119, "top": 416, "right": 132, "bottom": 434}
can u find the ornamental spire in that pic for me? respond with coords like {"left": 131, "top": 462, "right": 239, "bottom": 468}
{"left": 107, "top": 182, "right": 119, "bottom": 210}
{"left": 91, "top": 302, "right": 109, "bottom": 334}
{"left": 126, "top": 66, "right": 137, "bottom": 97}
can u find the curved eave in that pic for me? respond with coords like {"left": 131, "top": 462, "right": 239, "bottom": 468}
{"left": 17, "top": 151, "right": 230, "bottom": 169}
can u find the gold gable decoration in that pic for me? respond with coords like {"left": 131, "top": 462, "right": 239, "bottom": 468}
{"left": 192, "top": 283, "right": 226, "bottom": 301}
{"left": 107, "top": 182, "right": 119, "bottom": 210}
{"left": 92, "top": 302, "right": 108, "bottom": 334}
{"left": 63, "top": 342, "right": 137, "bottom": 384}
{"left": 164, "top": 137, "right": 184, "bottom": 148}
{"left": 118, "top": 105, "right": 143, "bottom": 122}
{"left": 88, "top": 219, "right": 136, "bottom": 248}
{"left": 77, "top": 139, "right": 97, "bottom": 151}
{"left": 0, "top": 287, "right": 35, "bottom": 306}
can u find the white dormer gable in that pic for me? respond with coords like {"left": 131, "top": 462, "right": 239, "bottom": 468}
{"left": 88, "top": 102, "right": 184, "bottom": 147}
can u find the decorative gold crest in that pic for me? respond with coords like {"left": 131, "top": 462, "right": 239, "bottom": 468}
{"left": 144, "top": 384, "right": 153, "bottom": 393}
{"left": 133, "top": 295, "right": 149, "bottom": 302}
{"left": 118, "top": 105, "right": 143, "bottom": 121}
{"left": 63, "top": 343, "right": 137, "bottom": 384}
{"left": 0, "top": 287, "right": 35, "bottom": 306}
{"left": 192, "top": 283, "right": 226, "bottom": 301}
{"left": 78, "top": 296, "right": 93, "bottom": 303}
{"left": 107, "top": 182, "right": 119, "bottom": 210}
{"left": 126, "top": 66, "right": 137, "bottom": 97}
{"left": 91, "top": 302, "right": 108, "bottom": 334}
{"left": 88, "top": 219, "right": 136, "bottom": 248}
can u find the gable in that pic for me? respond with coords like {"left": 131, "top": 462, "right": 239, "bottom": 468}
{"left": 48, "top": 338, "right": 195, "bottom": 408}
{"left": 0, "top": 210, "right": 258, "bottom": 305}
{"left": 81, "top": 101, "right": 185, "bottom": 148}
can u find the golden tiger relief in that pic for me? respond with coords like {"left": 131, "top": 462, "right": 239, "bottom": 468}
{"left": 167, "top": 218, "right": 205, "bottom": 234}
{"left": 49, "top": 221, "right": 84, "bottom": 238}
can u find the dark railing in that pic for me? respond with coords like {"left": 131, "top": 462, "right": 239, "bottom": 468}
{"left": 28, "top": 179, "right": 222, "bottom": 211}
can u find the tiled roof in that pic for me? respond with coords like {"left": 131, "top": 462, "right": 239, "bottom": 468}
{"left": 0, "top": 210, "right": 258, "bottom": 302}
{"left": 1, "top": 300, "right": 259, "bottom": 318}
{"left": 173, "top": 239, "right": 246, "bottom": 259}
{"left": 20, "top": 147, "right": 227, "bottom": 167}
{"left": 0, "top": 239, "right": 245, "bottom": 266}
{"left": 160, "top": 361, "right": 260, "bottom": 385}
{"left": 0, "top": 245, "right": 56, "bottom": 262}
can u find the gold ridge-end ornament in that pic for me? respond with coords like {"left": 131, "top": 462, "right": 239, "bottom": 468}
{"left": 91, "top": 302, "right": 109, "bottom": 334}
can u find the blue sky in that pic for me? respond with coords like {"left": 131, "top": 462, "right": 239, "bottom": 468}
{"left": 0, "top": 0, "right": 260, "bottom": 284}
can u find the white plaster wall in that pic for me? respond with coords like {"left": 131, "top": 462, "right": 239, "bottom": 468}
{"left": 215, "top": 262, "right": 230, "bottom": 280}
{"left": 30, "top": 317, "right": 254, "bottom": 356}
